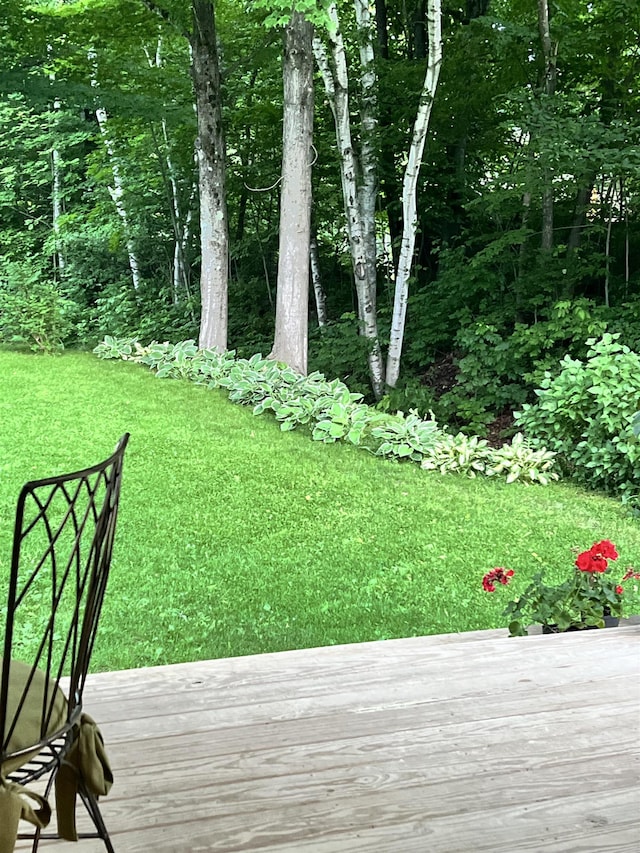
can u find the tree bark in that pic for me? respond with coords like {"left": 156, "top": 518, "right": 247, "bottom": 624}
{"left": 95, "top": 106, "right": 142, "bottom": 291}
{"left": 51, "top": 99, "right": 65, "bottom": 276}
{"left": 269, "top": 11, "right": 314, "bottom": 375}
{"left": 537, "top": 0, "right": 556, "bottom": 255}
{"left": 139, "top": 0, "right": 228, "bottom": 346}
{"left": 313, "top": 3, "right": 385, "bottom": 399}
{"left": 386, "top": 0, "right": 442, "bottom": 388}
{"left": 310, "top": 232, "right": 327, "bottom": 327}
{"left": 191, "top": 0, "right": 228, "bottom": 352}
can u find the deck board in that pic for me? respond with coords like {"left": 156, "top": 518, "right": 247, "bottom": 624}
{"left": 15, "top": 627, "right": 640, "bottom": 852}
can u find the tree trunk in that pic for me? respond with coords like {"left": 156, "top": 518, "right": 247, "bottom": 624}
{"left": 269, "top": 11, "right": 314, "bottom": 375}
{"left": 191, "top": 0, "right": 228, "bottom": 352}
{"left": 146, "top": 38, "right": 195, "bottom": 310}
{"left": 51, "top": 100, "right": 65, "bottom": 277}
{"left": 310, "top": 232, "right": 327, "bottom": 327}
{"left": 354, "top": 0, "right": 379, "bottom": 345}
{"left": 95, "top": 106, "right": 142, "bottom": 291}
{"left": 374, "top": 0, "right": 389, "bottom": 58}
{"left": 386, "top": 0, "right": 442, "bottom": 388}
{"left": 537, "top": 0, "right": 556, "bottom": 255}
{"left": 313, "top": 3, "right": 385, "bottom": 398}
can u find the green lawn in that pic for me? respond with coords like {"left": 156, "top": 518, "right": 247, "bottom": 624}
{"left": 1, "top": 350, "right": 639, "bottom": 672}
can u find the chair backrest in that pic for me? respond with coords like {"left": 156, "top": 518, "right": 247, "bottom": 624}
{"left": 0, "top": 434, "right": 129, "bottom": 757}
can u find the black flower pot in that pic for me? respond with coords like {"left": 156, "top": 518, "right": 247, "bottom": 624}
{"left": 542, "top": 612, "right": 620, "bottom": 634}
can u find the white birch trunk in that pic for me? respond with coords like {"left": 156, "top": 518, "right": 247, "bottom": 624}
{"left": 386, "top": 0, "right": 442, "bottom": 388}
{"left": 269, "top": 11, "right": 314, "bottom": 375}
{"left": 95, "top": 106, "right": 142, "bottom": 291}
{"left": 51, "top": 98, "right": 65, "bottom": 274}
{"left": 353, "top": 0, "right": 378, "bottom": 315}
{"left": 146, "top": 38, "right": 195, "bottom": 308}
{"left": 310, "top": 233, "right": 327, "bottom": 327}
{"left": 313, "top": 4, "right": 385, "bottom": 398}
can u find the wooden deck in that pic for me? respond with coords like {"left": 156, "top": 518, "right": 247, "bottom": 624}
{"left": 17, "top": 626, "right": 640, "bottom": 852}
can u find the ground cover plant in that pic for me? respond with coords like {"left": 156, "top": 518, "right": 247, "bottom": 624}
{"left": 1, "top": 351, "right": 639, "bottom": 673}
{"left": 95, "top": 337, "right": 560, "bottom": 485}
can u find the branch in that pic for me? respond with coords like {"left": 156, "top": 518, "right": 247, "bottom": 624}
{"left": 139, "top": 0, "right": 190, "bottom": 40}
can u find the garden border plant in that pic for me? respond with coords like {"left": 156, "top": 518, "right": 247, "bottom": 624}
{"left": 515, "top": 333, "right": 640, "bottom": 505}
{"left": 94, "top": 336, "right": 560, "bottom": 486}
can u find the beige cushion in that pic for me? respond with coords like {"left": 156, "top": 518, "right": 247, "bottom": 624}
{"left": 0, "top": 658, "right": 68, "bottom": 777}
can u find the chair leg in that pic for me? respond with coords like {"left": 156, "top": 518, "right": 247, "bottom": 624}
{"left": 29, "top": 825, "right": 42, "bottom": 853}
{"left": 78, "top": 787, "right": 116, "bottom": 853}
{"left": 28, "top": 764, "right": 58, "bottom": 853}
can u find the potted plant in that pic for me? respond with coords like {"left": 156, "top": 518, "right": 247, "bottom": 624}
{"left": 482, "top": 540, "right": 640, "bottom": 637}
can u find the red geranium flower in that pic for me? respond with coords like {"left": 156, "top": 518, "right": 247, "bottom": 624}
{"left": 590, "top": 540, "right": 618, "bottom": 561}
{"left": 482, "top": 567, "right": 514, "bottom": 593}
{"left": 575, "top": 551, "right": 608, "bottom": 573}
{"left": 615, "top": 585, "right": 624, "bottom": 595}
{"left": 622, "top": 569, "right": 640, "bottom": 581}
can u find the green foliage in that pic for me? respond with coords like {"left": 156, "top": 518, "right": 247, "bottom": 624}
{"left": 252, "top": 0, "right": 332, "bottom": 30}
{"left": 0, "top": 259, "right": 73, "bottom": 352}
{"left": 421, "top": 433, "right": 491, "bottom": 477}
{"left": 3, "top": 351, "right": 639, "bottom": 669}
{"left": 515, "top": 334, "right": 640, "bottom": 502}
{"left": 419, "top": 431, "right": 559, "bottom": 485}
{"left": 308, "top": 315, "right": 374, "bottom": 400}
{"left": 432, "top": 300, "right": 611, "bottom": 434}
{"left": 371, "top": 412, "right": 441, "bottom": 463}
{"left": 94, "top": 336, "right": 561, "bottom": 487}
{"left": 488, "top": 541, "right": 636, "bottom": 637}
{"left": 436, "top": 320, "right": 526, "bottom": 432}
{"left": 484, "top": 432, "right": 559, "bottom": 486}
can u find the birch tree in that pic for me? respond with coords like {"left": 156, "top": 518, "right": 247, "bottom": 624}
{"left": 95, "top": 105, "right": 143, "bottom": 291}
{"left": 51, "top": 99, "right": 65, "bottom": 276}
{"left": 144, "top": 36, "right": 197, "bottom": 311}
{"left": 89, "top": 50, "right": 143, "bottom": 291}
{"left": 313, "top": 1, "right": 385, "bottom": 398}
{"left": 385, "top": 0, "right": 442, "bottom": 388}
{"left": 310, "top": 232, "right": 327, "bottom": 327}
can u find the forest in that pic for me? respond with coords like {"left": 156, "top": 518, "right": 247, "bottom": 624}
{"left": 1, "top": 0, "right": 639, "bottom": 437}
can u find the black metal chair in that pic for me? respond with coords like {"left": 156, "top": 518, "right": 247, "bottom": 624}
{"left": 0, "top": 434, "right": 129, "bottom": 853}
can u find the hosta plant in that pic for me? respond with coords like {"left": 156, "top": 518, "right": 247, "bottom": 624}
{"left": 485, "top": 432, "right": 559, "bottom": 485}
{"left": 94, "top": 337, "right": 560, "bottom": 486}
{"left": 483, "top": 540, "right": 640, "bottom": 637}
{"left": 421, "top": 433, "right": 491, "bottom": 477}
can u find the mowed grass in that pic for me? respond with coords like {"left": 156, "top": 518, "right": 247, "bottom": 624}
{"left": 1, "top": 350, "right": 639, "bottom": 672}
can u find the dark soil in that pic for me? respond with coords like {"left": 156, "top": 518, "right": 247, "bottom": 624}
{"left": 485, "top": 409, "right": 516, "bottom": 448}
{"left": 420, "top": 351, "right": 516, "bottom": 447}
{"left": 420, "top": 352, "right": 459, "bottom": 398}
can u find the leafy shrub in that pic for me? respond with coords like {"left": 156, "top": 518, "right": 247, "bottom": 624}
{"left": 420, "top": 431, "right": 559, "bottom": 484}
{"left": 308, "top": 314, "right": 375, "bottom": 399}
{"left": 515, "top": 334, "right": 640, "bottom": 502}
{"left": 0, "top": 260, "right": 73, "bottom": 352}
{"left": 433, "top": 300, "right": 610, "bottom": 434}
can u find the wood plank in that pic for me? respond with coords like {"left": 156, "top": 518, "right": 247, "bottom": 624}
{"left": 13, "top": 627, "right": 640, "bottom": 852}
